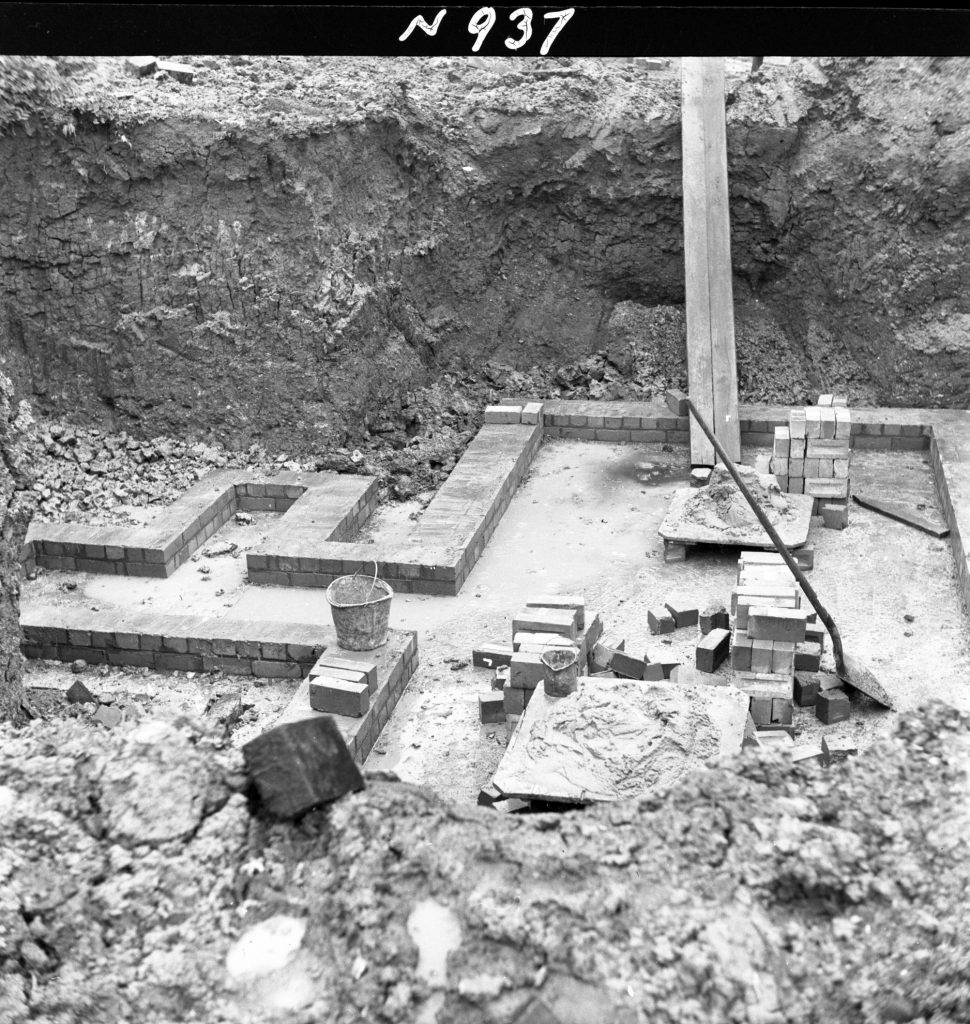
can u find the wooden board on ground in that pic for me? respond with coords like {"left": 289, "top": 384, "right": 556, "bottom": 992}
{"left": 852, "top": 493, "right": 950, "bottom": 539}
{"left": 491, "top": 676, "right": 748, "bottom": 804}
{"left": 681, "top": 57, "right": 740, "bottom": 466}
{"left": 659, "top": 487, "right": 813, "bottom": 550}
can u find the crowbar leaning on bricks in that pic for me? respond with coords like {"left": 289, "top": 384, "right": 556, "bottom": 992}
{"left": 665, "top": 388, "right": 895, "bottom": 709}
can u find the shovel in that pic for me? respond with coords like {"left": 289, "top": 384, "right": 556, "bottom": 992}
{"left": 666, "top": 389, "right": 894, "bottom": 709}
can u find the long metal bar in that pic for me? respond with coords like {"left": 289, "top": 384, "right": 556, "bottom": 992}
{"left": 678, "top": 393, "right": 847, "bottom": 676}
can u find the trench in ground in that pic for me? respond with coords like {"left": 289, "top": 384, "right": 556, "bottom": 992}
{"left": 21, "top": 440, "right": 970, "bottom": 803}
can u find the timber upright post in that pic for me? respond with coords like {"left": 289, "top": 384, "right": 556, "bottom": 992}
{"left": 680, "top": 57, "right": 741, "bottom": 467}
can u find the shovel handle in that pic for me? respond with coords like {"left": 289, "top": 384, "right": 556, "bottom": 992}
{"left": 674, "top": 392, "right": 847, "bottom": 677}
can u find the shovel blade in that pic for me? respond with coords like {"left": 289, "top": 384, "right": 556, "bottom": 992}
{"left": 838, "top": 653, "right": 896, "bottom": 710}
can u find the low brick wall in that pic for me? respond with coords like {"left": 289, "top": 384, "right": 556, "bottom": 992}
{"left": 24, "top": 470, "right": 378, "bottom": 580}
{"left": 247, "top": 421, "right": 544, "bottom": 596}
{"left": 21, "top": 604, "right": 419, "bottom": 764}
{"left": 275, "top": 630, "right": 419, "bottom": 763}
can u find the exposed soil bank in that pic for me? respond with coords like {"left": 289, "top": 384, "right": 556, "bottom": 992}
{"left": 2, "top": 57, "right": 969, "bottom": 454}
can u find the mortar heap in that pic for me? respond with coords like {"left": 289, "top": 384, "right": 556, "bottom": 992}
{"left": 674, "top": 464, "right": 797, "bottom": 535}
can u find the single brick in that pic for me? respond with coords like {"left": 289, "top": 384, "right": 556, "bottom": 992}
{"left": 815, "top": 688, "right": 851, "bottom": 724}
{"left": 771, "top": 697, "right": 793, "bottom": 725}
{"left": 512, "top": 607, "right": 578, "bottom": 640}
{"left": 806, "top": 438, "right": 850, "bottom": 459}
{"left": 747, "top": 606, "right": 808, "bottom": 644}
{"left": 242, "top": 717, "right": 363, "bottom": 819}
{"left": 771, "top": 641, "right": 796, "bottom": 676}
{"left": 696, "top": 628, "right": 731, "bottom": 673}
{"left": 750, "top": 638, "right": 774, "bottom": 674}
{"left": 699, "top": 604, "right": 730, "bottom": 634}
{"left": 484, "top": 405, "right": 522, "bottom": 424}
{"left": 789, "top": 408, "right": 806, "bottom": 439}
{"left": 611, "top": 650, "right": 646, "bottom": 680}
{"left": 663, "top": 600, "right": 699, "bottom": 629}
{"left": 817, "top": 394, "right": 833, "bottom": 407}
{"left": 479, "top": 692, "right": 506, "bottom": 724}
{"left": 804, "top": 478, "right": 849, "bottom": 499}
{"left": 521, "top": 402, "right": 544, "bottom": 425}
{"left": 821, "top": 503, "right": 849, "bottom": 530}
{"left": 514, "top": 632, "right": 577, "bottom": 652}
{"left": 525, "top": 595, "right": 585, "bottom": 630}
{"left": 773, "top": 426, "right": 791, "bottom": 459}
{"left": 473, "top": 644, "right": 514, "bottom": 669}
{"left": 309, "top": 677, "right": 370, "bottom": 717}
{"left": 769, "top": 457, "right": 789, "bottom": 477}
{"left": 805, "top": 407, "right": 822, "bottom": 439}
{"left": 663, "top": 542, "right": 688, "bottom": 564}
{"left": 749, "top": 696, "right": 773, "bottom": 728}
{"left": 510, "top": 651, "right": 547, "bottom": 691}
{"left": 731, "top": 632, "right": 753, "bottom": 671}
{"left": 590, "top": 640, "right": 624, "bottom": 673}
{"left": 794, "top": 641, "right": 822, "bottom": 673}
{"left": 493, "top": 665, "right": 510, "bottom": 691}
{"left": 819, "top": 407, "right": 837, "bottom": 439}
{"left": 789, "top": 459, "right": 806, "bottom": 479}
{"left": 648, "top": 608, "right": 676, "bottom": 635}
{"left": 804, "top": 622, "right": 825, "bottom": 649}
{"left": 503, "top": 681, "right": 526, "bottom": 716}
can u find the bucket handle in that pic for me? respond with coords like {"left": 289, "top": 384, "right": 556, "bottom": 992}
{"left": 351, "top": 560, "right": 380, "bottom": 601}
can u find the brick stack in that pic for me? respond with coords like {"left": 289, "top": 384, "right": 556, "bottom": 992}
{"left": 729, "top": 551, "right": 816, "bottom": 741}
{"left": 475, "top": 595, "right": 603, "bottom": 723}
{"left": 769, "top": 395, "right": 852, "bottom": 528}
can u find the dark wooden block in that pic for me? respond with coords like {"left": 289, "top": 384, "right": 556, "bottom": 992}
{"left": 242, "top": 716, "right": 364, "bottom": 819}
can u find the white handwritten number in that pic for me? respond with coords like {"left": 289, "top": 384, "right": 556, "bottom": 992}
{"left": 399, "top": 9, "right": 447, "bottom": 41}
{"left": 540, "top": 8, "right": 575, "bottom": 55}
{"left": 505, "top": 8, "right": 533, "bottom": 50}
{"left": 468, "top": 7, "right": 497, "bottom": 52}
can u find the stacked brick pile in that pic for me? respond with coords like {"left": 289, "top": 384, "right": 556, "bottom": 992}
{"left": 769, "top": 394, "right": 852, "bottom": 529}
{"left": 475, "top": 596, "right": 602, "bottom": 724}
{"left": 729, "top": 550, "right": 832, "bottom": 746}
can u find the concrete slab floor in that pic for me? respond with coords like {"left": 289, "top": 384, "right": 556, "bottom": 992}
{"left": 21, "top": 440, "right": 970, "bottom": 805}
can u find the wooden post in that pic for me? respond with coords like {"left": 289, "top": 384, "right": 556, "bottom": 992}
{"left": 681, "top": 57, "right": 741, "bottom": 466}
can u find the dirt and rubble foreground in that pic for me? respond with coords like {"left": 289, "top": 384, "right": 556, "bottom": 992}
{"left": 0, "top": 703, "right": 968, "bottom": 1024}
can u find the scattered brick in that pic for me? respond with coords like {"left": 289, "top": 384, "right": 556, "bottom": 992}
{"left": 479, "top": 693, "right": 506, "bottom": 724}
{"left": 791, "top": 741, "right": 826, "bottom": 764}
{"left": 699, "top": 603, "right": 729, "bottom": 634}
{"left": 157, "top": 60, "right": 196, "bottom": 84}
{"left": 815, "top": 688, "right": 851, "bottom": 724}
{"left": 648, "top": 608, "right": 676, "bottom": 634}
{"left": 645, "top": 649, "right": 680, "bottom": 679}
{"left": 696, "top": 628, "right": 731, "bottom": 673}
{"left": 611, "top": 650, "right": 646, "bottom": 680}
{"left": 690, "top": 468, "right": 712, "bottom": 488}
{"left": 821, "top": 735, "right": 858, "bottom": 762}
{"left": 477, "top": 783, "right": 503, "bottom": 807}
{"left": 125, "top": 56, "right": 158, "bottom": 76}
{"left": 66, "top": 680, "right": 96, "bottom": 704}
{"left": 309, "top": 678, "right": 370, "bottom": 718}
{"left": 665, "top": 389, "right": 690, "bottom": 416}
{"left": 242, "top": 717, "right": 364, "bottom": 818}
{"left": 758, "top": 729, "right": 796, "bottom": 747}
{"left": 663, "top": 599, "right": 699, "bottom": 628}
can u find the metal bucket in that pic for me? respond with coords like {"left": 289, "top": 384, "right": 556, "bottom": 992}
{"left": 541, "top": 647, "right": 580, "bottom": 697}
{"left": 326, "top": 563, "right": 393, "bottom": 651}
